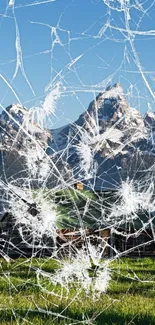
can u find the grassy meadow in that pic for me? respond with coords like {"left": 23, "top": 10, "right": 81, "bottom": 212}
{"left": 0, "top": 257, "right": 155, "bottom": 324}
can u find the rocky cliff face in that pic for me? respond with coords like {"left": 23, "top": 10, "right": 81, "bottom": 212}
{"left": 0, "top": 103, "right": 52, "bottom": 151}
{"left": 0, "top": 104, "right": 73, "bottom": 188}
{"left": 1, "top": 83, "right": 155, "bottom": 191}
{"left": 49, "top": 83, "right": 155, "bottom": 189}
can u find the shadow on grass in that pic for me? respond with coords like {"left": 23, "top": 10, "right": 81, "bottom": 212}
{"left": 108, "top": 288, "right": 155, "bottom": 298}
{"left": 109, "top": 281, "right": 154, "bottom": 296}
{"left": 113, "top": 273, "right": 155, "bottom": 284}
{"left": 135, "top": 269, "right": 155, "bottom": 275}
{"left": 0, "top": 307, "right": 155, "bottom": 325}
{"left": 131, "top": 263, "right": 155, "bottom": 268}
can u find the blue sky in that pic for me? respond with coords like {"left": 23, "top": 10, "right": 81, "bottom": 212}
{"left": 0, "top": 0, "right": 155, "bottom": 128}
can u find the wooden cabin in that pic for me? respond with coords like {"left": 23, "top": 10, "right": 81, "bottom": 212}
{"left": 74, "top": 182, "right": 84, "bottom": 190}
{"left": 0, "top": 185, "right": 155, "bottom": 258}
{"left": 110, "top": 212, "right": 155, "bottom": 257}
{"left": 56, "top": 228, "right": 110, "bottom": 257}
{"left": 0, "top": 211, "right": 55, "bottom": 259}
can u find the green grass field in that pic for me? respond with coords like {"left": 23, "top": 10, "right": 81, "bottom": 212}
{"left": 0, "top": 257, "right": 155, "bottom": 325}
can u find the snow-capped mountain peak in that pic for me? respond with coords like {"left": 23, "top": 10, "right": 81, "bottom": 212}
{"left": 0, "top": 84, "right": 155, "bottom": 190}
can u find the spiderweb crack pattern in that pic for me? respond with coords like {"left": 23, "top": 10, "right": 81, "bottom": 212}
{"left": 0, "top": 0, "right": 155, "bottom": 324}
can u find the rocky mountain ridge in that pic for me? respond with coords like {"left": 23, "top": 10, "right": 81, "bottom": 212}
{"left": 0, "top": 83, "right": 155, "bottom": 191}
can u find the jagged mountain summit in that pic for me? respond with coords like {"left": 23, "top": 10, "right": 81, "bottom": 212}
{"left": 50, "top": 83, "right": 155, "bottom": 189}
{"left": 0, "top": 83, "right": 155, "bottom": 191}
{"left": 51, "top": 83, "right": 148, "bottom": 160}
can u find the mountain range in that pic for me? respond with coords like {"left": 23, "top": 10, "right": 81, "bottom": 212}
{"left": 0, "top": 83, "right": 155, "bottom": 193}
